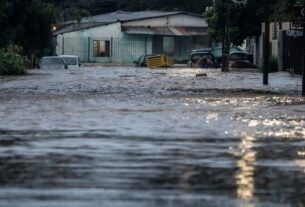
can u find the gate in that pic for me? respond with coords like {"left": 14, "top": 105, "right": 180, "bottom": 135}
{"left": 283, "top": 30, "right": 304, "bottom": 75}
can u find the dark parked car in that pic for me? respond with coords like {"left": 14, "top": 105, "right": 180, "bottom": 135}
{"left": 187, "top": 51, "right": 218, "bottom": 68}
{"left": 210, "top": 46, "right": 254, "bottom": 65}
{"left": 134, "top": 54, "right": 160, "bottom": 67}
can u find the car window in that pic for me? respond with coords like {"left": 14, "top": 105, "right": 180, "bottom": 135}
{"left": 230, "top": 53, "right": 248, "bottom": 61}
{"left": 211, "top": 48, "right": 222, "bottom": 58}
{"left": 191, "top": 53, "right": 213, "bottom": 62}
{"left": 62, "top": 57, "right": 78, "bottom": 65}
{"left": 41, "top": 57, "right": 64, "bottom": 65}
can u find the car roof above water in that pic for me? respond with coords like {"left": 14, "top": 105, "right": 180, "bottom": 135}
{"left": 41, "top": 56, "right": 65, "bottom": 64}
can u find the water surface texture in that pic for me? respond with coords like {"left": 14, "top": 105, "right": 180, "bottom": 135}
{"left": 0, "top": 67, "right": 305, "bottom": 207}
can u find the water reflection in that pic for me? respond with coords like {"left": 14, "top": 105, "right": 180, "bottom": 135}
{"left": 235, "top": 136, "right": 256, "bottom": 203}
{"left": 1, "top": 131, "right": 305, "bottom": 206}
{"left": 1, "top": 68, "right": 305, "bottom": 206}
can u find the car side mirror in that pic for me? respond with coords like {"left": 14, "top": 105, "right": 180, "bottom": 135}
{"left": 64, "top": 64, "right": 68, "bottom": 69}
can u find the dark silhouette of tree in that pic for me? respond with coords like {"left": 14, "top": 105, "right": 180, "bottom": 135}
{"left": 116, "top": 0, "right": 211, "bottom": 14}
{"left": 205, "top": 0, "right": 297, "bottom": 45}
{"left": 0, "top": 0, "right": 58, "bottom": 60}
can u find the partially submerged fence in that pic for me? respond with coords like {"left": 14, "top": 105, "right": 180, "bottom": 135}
{"left": 56, "top": 37, "right": 149, "bottom": 64}
{"left": 55, "top": 36, "right": 204, "bottom": 65}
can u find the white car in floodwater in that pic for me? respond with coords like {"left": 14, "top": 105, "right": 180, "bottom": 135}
{"left": 59, "top": 55, "right": 81, "bottom": 69}
{"left": 39, "top": 56, "right": 67, "bottom": 70}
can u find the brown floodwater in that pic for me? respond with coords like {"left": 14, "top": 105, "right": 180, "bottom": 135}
{"left": 0, "top": 67, "right": 305, "bottom": 207}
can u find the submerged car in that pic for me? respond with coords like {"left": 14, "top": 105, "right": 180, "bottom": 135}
{"left": 193, "top": 46, "right": 256, "bottom": 68}
{"left": 210, "top": 46, "right": 254, "bottom": 65}
{"left": 187, "top": 51, "right": 218, "bottom": 68}
{"left": 229, "top": 51, "right": 257, "bottom": 68}
{"left": 39, "top": 56, "right": 67, "bottom": 70}
{"left": 59, "top": 55, "right": 81, "bottom": 69}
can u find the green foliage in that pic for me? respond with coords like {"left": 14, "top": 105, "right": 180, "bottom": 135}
{"left": 71, "top": 8, "right": 90, "bottom": 23}
{"left": 0, "top": 45, "right": 27, "bottom": 76}
{"left": 0, "top": 0, "right": 58, "bottom": 58}
{"left": 205, "top": 0, "right": 299, "bottom": 46}
{"left": 0, "top": 0, "right": 7, "bottom": 21}
{"left": 116, "top": 0, "right": 212, "bottom": 14}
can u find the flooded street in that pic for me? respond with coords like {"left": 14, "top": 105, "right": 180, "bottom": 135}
{"left": 1, "top": 67, "right": 305, "bottom": 207}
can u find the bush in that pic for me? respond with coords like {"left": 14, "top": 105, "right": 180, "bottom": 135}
{"left": 0, "top": 45, "right": 27, "bottom": 75}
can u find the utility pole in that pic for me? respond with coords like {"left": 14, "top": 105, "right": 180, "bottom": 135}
{"left": 221, "top": 0, "right": 227, "bottom": 72}
{"left": 225, "top": 6, "right": 230, "bottom": 72}
{"left": 263, "top": 0, "right": 270, "bottom": 85}
{"left": 303, "top": 1, "right": 305, "bottom": 96}
{"left": 221, "top": 0, "right": 230, "bottom": 72}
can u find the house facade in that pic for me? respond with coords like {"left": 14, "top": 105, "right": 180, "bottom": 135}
{"left": 253, "top": 22, "right": 304, "bottom": 74}
{"left": 54, "top": 11, "right": 209, "bottom": 64}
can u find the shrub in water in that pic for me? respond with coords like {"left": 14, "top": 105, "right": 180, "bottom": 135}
{"left": 0, "top": 45, "right": 27, "bottom": 75}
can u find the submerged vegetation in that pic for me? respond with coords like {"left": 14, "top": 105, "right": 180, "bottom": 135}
{"left": 0, "top": 0, "right": 58, "bottom": 75}
{"left": 0, "top": 45, "right": 26, "bottom": 75}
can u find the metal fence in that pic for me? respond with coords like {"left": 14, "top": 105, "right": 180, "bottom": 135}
{"left": 56, "top": 36, "right": 207, "bottom": 65}
{"left": 56, "top": 37, "right": 149, "bottom": 64}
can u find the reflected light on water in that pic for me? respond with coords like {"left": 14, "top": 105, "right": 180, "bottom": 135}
{"left": 236, "top": 136, "right": 256, "bottom": 203}
{"left": 206, "top": 112, "right": 219, "bottom": 121}
{"left": 248, "top": 118, "right": 305, "bottom": 138}
{"left": 298, "top": 151, "right": 305, "bottom": 157}
{"left": 297, "top": 151, "right": 305, "bottom": 174}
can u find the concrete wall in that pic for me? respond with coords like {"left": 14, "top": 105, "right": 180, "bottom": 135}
{"left": 257, "top": 22, "right": 290, "bottom": 69}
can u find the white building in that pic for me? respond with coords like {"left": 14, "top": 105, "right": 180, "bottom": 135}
{"left": 54, "top": 11, "right": 209, "bottom": 64}
{"left": 253, "top": 22, "right": 304, "bottom": 74}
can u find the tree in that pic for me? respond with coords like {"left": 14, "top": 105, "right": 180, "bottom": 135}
{"left": 116, "top": 0, "right": 211, "bottom": 14}
{"left": 205, "top": 0, "right": 298, "bottom": 46}
{"left": 0, "top": 0, "right": 7, "bottom": 21}
{"left": 0, "top": 0, "right": 59, "bottom": 66}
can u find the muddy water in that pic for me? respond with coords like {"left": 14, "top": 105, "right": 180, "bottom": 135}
{"left": 0, "top": 67, "right": 305, "bottom": 207}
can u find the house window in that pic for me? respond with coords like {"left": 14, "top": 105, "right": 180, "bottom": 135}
{"left": 163, "top": 37, "right": 175, "bottom": 54}
{"left": 93, "top": 40, "right": 110, "bottom": 57}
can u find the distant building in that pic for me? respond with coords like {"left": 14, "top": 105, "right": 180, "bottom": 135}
{"left": 53, "top": 11, "right": 209, "bottom": 64}
{"left": 254, "top": 22, "right": 303, "bottom": 74}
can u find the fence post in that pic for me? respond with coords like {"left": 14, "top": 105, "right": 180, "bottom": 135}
{"left": 111, "top": 37, "right": 113, "bottom": 63}
{"left": 87, "top": 37, "right": 91, "bottom": 62}
{"left": 145, "top": 37, "right": 147, "bottom": 55}
{"left": 62, "top": 37, "right": 65, "bottom": 55}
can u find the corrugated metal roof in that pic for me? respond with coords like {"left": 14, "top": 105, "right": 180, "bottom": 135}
{"left": 122, "top": 26, "right": 207, "bottom": 36}
{"left": 54, "top": 22, "right": 107, "bottom": 35}
{"left": 81, "top": 10, "right": 195, "bottom": 23}
{"left": 54, "top": 11, "right": 205, "bottom": 35}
